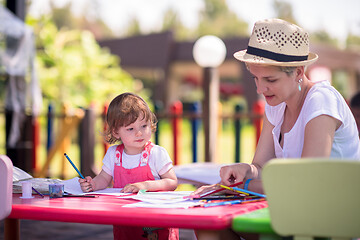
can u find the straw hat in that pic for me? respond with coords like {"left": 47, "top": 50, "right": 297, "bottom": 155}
{"left": 234, "top": 18, "right": 318, "bottom": 66}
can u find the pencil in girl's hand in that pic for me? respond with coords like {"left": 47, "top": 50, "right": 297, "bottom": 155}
{"left": 64, "top": 153, "right": 85, "bottom": 179}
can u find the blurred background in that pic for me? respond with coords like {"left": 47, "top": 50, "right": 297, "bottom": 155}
{"left": 1, "top": 0, "right": 360, "bottom": 181}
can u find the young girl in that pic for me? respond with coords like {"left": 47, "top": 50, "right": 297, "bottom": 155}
{"left": 79, "top": 92, "right": 178, "bottom": 240}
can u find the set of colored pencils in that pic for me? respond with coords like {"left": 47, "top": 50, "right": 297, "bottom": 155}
{"left": 191, "top": 181, "right": 266, "bottom": 207}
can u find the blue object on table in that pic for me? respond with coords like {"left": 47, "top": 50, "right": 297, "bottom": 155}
{"left": 232, "top": 187, "right": 266, "bottom": 198}
{"left": 49, "top": 184, "right": 64, "bottom": 198}
{"left": 203, "top": 199, "right": 243, "bottom": 208}
{"left": 64, "top": 153, "right": 84, "bottom": 179}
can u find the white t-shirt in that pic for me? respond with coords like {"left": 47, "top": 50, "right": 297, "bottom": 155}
{"left": 102, "top": 144, "right": 174, "bottom": 180}
{"left": 266, "top": 80, "right": 360, "bottom": 159}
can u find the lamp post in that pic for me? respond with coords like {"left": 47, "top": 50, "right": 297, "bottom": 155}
{"left": 193, "top": 35, "right": 226, "bottom": 163}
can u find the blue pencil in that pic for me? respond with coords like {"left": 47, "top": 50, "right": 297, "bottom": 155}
{"left": 203, "top": 199, "right": 242, "bottom": 207}
{"left": 32, "top": 187, "right": 45, "bottom": 198}
{"left": 64, "top": 153, "right": 84, "bottom": 179}
{"left": 202, "top": 198, "right": 265, "bottom": 208}
{"left": 232, "top": 187, "right": 266, "bottom": 198}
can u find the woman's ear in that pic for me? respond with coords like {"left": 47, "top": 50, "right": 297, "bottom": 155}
{"left": 296, "top": 66, "right": 305, "bottom": 79}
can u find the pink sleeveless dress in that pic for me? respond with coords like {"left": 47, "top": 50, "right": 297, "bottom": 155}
{"left": 112, "top": 142, "right": 179, "bottom": 240}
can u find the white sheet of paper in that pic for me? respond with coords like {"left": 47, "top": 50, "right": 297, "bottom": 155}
{"left": 174, "top": 163, "right": 223, "bottom": 185}
{"left": 62, "top": 177, "right": 131, "bottom": 196}
{"left": 63, "top": 177, "right": 84, "bottom": 195}
{"left": 122, "top": 200, "right": 202, "bottom": 208}
{"left": 118, "top": 190, "right": 193, "bottom": 204}
{"left": 89, "top": 188, "right": 131, "bottom": 196}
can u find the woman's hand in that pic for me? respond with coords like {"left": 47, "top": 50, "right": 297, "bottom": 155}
{"left": 78, "top": 176, "right": 94, "bottom": 192}
{"left": 220, "top": 163, "right": 250, "bottom": 185}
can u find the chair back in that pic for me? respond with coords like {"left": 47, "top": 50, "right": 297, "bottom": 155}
{"left": 0, "top": 155, "right": 13, "bottom": 220}
{"left": 262, "top": 158, "right": 360, "bottom": 239}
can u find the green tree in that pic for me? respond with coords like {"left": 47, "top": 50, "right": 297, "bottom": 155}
{"left": 310, "top": 30, "right": 339, "bottom": 47}
{"left": 272, "top": 0, "right": 340, "bottom": 48}
{"left": 126, "top": 17, "right": 142, "bottom": 36}
{"left": 196, "top": 0, "right": 248, "bottom": 38}
{"left": 49, "top": 2, "right": 74, "bottom": 30}
{"left": 161, "top": 8, "right": 192, "bottom": 40}
{"left": 49, "top": 1, "right": 114, "bottom": 39}
{"left": 346, "top": 33, "right": 360, "bottom": 51}
{"left": 273, "top": 0, "right": 297, "bottom": 24}
{"left": 162, "top": 8, "right": 180, "bottom": 32}
{"left": 27, "top": 17, "right": 136, "bottom": 111}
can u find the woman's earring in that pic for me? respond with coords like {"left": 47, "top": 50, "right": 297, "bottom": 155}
{"left": 298, "top": 78, "right": 303, "bottom": 92}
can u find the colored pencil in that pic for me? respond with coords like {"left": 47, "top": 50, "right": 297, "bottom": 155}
{"left": 64, "top": 153, "right": 85, "bottom": 179}
{"left": 232, "top": 187, "right": 266, "bottom": 198}
{"left": 192, "top": 196, "right": 245, "bottom": 200}
{"left": 63, "top": 194, "right": 98, "bottom": 198}
{"left": 202, "top": 198, "right": 265, "bottom": 208}
{"left": 32, "top": 187, "right": 45, "bottom": 198}
{"left": 199, "top": 181, "right": 244, "bottom": 198}
{"left": 218, "top": 184, "right": 250, "bottom": 195}
{"left": 192, "top": 195, "right": 260, "bottom": 200}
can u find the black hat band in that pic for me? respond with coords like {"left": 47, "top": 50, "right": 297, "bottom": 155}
{"left": 247, "top": 46, "right": 308, "bottom": 62}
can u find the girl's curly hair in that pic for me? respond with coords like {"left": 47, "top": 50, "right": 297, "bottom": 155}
{"left": 104, "top": 93, "right": 157, "bottom": 144}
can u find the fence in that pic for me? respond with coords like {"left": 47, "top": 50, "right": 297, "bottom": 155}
{"left": 1, "top": 100, "right": 264, "bottom": 179}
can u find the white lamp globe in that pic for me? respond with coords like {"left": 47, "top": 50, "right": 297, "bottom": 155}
{"left": 193, "top": 35, "right": 227, "bottom": 68}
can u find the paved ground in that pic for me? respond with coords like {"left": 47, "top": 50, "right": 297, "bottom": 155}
{"left": 0, "top": 220, "right": 197, "bottom": 240}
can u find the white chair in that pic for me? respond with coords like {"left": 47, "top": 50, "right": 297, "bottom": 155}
{"left": 262, "top": 158, "right": 360, "bottom": 240}
{"left": 0, "top": 155, "right": 13, "bottom": 220}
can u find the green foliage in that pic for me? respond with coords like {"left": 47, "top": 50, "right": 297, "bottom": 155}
{"left": 332, "top": 70, "right": 350, "bottom": 97}
{"left": 26, "top": 17, "right": 135, "bottom": 111}
{"left": 161, "top": 8, "right": 193, "bottom": 40}
{"left": 161, "top": 8, "right": 198, "bottom": 40}
{"left": 162, "top": 8, "right": 181, "bottom": 31}
{"left": 126, "top": 18, "right": 142, "bottom": 36}
{"left": 310, "top": 30, "right": 339, "bottom": 47}
{"left": 49, "top": 2, "right": 114, "bottom": 39}
{"left": 158, "top": 0, "right": 249, "bottom": 40}
{"left": 202, "top": 0, "right": 229, "bottom": 20}
{"left": 346, "top": 34, "right": 360, "bottom": 51}
{"left": 273, "top": 0, "right": 297, "bottom": 24}
{"left": 50, "top": 2, "right": 74, "bottom": 30}
{"left": 196, "top": 0, "right": 248, "bottom": 38}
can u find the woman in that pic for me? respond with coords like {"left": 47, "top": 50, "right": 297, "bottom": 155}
{"left": 194, "top": 18, "right": 360, "bottom": 195}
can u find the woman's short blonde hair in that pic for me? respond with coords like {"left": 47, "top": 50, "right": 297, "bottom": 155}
{"left": 245, "top": 63, "right": 298, "bottom": 77}
{"left": 279, "top": 66, "right": 297, "bottom": 76}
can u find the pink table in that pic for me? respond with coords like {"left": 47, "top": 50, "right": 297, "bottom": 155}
{"left": 5, "top": 194, "right": 267, "bottom": 240}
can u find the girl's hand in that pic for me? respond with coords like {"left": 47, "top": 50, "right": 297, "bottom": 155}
{"left": 190, "top": 184, "right": 219, "bottom": 197}
{"left": 78, "top": 176, "right": 94, "bottom": 192}
{"left": 121, "top": 182, "right": 145, "bottom": 193}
